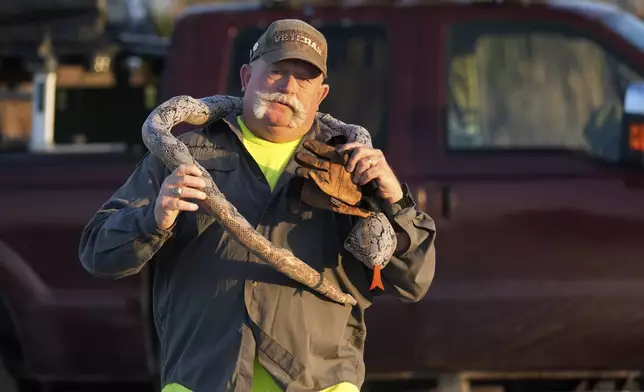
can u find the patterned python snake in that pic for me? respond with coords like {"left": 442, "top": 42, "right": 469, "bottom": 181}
{"left": 142, "top": 95, "right": 397, "bottom": 306}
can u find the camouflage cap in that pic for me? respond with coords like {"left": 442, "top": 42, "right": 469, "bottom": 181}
{"left": 249, "top": 19, "right": 327, "bottom": 78}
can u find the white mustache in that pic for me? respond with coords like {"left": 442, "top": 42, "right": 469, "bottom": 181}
{"left": 253, "top": 91, "right": 307, "bottom": 128}
{"left": 255, "top": 92, "right": 305, "bottom": 114}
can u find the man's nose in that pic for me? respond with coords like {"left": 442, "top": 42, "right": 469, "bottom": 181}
{"left": 278, "top": 74, "right": 298, "bottom": 95}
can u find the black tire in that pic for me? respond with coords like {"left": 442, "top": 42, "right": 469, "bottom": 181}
{"left": 0, "top": 356, "right": 18, "bottom": 392}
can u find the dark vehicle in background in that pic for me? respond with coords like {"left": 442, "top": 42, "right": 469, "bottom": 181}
{"left": 2, "top": 0, "right": 644, "bottom": 391}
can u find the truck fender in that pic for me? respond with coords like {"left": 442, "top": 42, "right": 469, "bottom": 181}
{"left": 0, "top": 241, "right": 66, "bottom": 376}
{"left": 0, "top": 241, "right": 52, "bottom": 311}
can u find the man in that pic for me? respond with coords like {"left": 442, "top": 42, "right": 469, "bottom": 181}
{"left": 78, "top": 19, "right": 436, "bottom": 392}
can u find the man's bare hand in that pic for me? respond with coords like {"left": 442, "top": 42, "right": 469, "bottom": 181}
{"left": 337, "top": 142, "right": 403, "bottom": 204}
{"left": 154, "top": 164, "right": 208, "bottom": 230}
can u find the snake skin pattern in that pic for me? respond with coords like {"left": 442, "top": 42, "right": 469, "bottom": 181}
{"left": 343, "top": 211, "right": 397, "bottom": 270}
{"left": 142, "top": 94, "right": 397, "bottom": 306}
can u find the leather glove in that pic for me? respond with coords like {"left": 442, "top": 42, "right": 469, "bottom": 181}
{"left": 300, "top": 180, "right": 371, "bottom": 218}
{"left": 294, "top": 139, "right": 372, "bottom": 218}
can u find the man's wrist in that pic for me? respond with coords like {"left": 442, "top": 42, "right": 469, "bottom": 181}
{"left": 385, "top": 189, "right": 404, "bottom": 204}
{"left": 382, "top": 183, "right": 415, "bottom": 218}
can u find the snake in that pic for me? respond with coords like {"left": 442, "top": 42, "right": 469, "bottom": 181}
{"left": 142, "top": 94, "right": 397, "bottom": 306}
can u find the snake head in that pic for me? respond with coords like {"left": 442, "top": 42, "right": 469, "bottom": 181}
{"left": 343, "top": 212, "right": 396, "bottom": 270}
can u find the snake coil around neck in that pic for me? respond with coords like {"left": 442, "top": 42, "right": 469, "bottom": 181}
{"left": 142, "top": 94, "right": 397, "bottom": 306}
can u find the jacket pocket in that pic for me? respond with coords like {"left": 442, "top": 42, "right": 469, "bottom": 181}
{"left": 196, "top": 152, "right": 239, "bottom": 172}
{"left": 178, "top": 151, "right": 240, "bottom": 240}
{"left": 195, "top": 152, "right": 239, "bottom": 193}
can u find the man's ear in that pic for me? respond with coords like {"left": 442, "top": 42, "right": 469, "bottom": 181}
{"left": 316, "top": 83, "right": 330, "bottom": 107}
{"left": 240, "top": 64, "right": 251, "bottom": 92}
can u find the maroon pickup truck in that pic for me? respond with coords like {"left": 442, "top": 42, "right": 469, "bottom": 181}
{"left": 3, "top": 0, "right": 644, "bottom": 391}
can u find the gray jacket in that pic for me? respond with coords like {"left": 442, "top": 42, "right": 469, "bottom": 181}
{"left": 78, "top": 112, "right": 436, "bottom": 392}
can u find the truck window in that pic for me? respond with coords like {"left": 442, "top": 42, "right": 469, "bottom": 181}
{"left": 227, "top": 24, "right": 389, "bottom": 150}
{"left": 445, "top": 22, "right": 644, "bottom": 163}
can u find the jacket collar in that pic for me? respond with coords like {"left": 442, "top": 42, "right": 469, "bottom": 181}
{"left": 220, "top": 111, "right": 334, "bottom": 196}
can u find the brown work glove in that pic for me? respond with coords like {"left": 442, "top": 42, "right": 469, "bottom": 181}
{"left": 300, "top": 180, "right": 371, "bottom": 218}
{"left": 294, "top": 139, "right": 372, "bottom": 218}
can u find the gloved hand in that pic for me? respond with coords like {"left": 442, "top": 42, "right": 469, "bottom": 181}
{"left": 295, "top": 139, "right": 371, "bottom": 218}
{"left": 300, "top": 180, "right": 372, "bottom": 218}
{"left": 295, "top": 139, "right": 361, "bottom": 205}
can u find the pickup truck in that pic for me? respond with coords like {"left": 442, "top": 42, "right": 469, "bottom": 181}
{"left": 3, "top": 0, "right": 644, "bottom": 391}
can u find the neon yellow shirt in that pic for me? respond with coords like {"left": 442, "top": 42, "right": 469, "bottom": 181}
{"left": 161, "top": 117, "right": 358, "bottom": 392}
{"left": 236, "top": 116, "right": 301, "bottom": 191}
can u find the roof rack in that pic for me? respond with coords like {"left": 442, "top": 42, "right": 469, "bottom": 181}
{"left": 259, "top": 0, "right": 536, "bottom": 6}
{"left": 180, "top": 0, "right": 543, "bottom": 16}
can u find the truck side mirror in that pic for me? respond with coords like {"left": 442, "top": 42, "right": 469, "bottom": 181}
{"left": 621, "top": 82, "right": 644, "bottom": 168}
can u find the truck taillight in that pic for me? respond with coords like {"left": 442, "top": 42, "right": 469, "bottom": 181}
{"left": 629, "top": 123, "right": 644, "bottom": 152}
{"left": 621, "top": 82, "right": 644, "bottom": 168}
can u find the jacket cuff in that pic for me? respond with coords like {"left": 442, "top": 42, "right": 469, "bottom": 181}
{"left": 382, "top": 201, "right": 405, "bottom": 219}
{"left": 389, "top": 206, "right": 434, "bottom": 257}
{"left": 138, "top": 203, "right": 175, "bottom": 244}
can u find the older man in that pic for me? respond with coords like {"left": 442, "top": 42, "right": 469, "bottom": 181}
{"left": 79, "top": 19, "right": 436, "bottom": 392}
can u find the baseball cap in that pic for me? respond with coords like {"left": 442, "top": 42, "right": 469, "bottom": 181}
{"left": 249, "top": 19, "right": 328, "bottom": 78}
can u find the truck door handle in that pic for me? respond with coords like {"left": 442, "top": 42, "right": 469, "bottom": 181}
{"left": 441, "top": 185, "right": 452, "bottom": 219}
{"left": 414, "top": 187, "right": 428, "bottom": 213}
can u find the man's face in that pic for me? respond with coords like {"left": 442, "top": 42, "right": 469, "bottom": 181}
{"left": 241, "top": 58, "right": 329, "bottom": 131}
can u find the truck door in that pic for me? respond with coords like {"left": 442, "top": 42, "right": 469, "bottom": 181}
{"left": 416, "top": 12, "right": 644, "bottom": 370}
{"left": 222, "top": 7, "right": 422, "bottom": 169}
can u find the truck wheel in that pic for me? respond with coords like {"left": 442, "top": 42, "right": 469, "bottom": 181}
{"left": 0, "top": 357, "right": 18, "bottom": 392}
